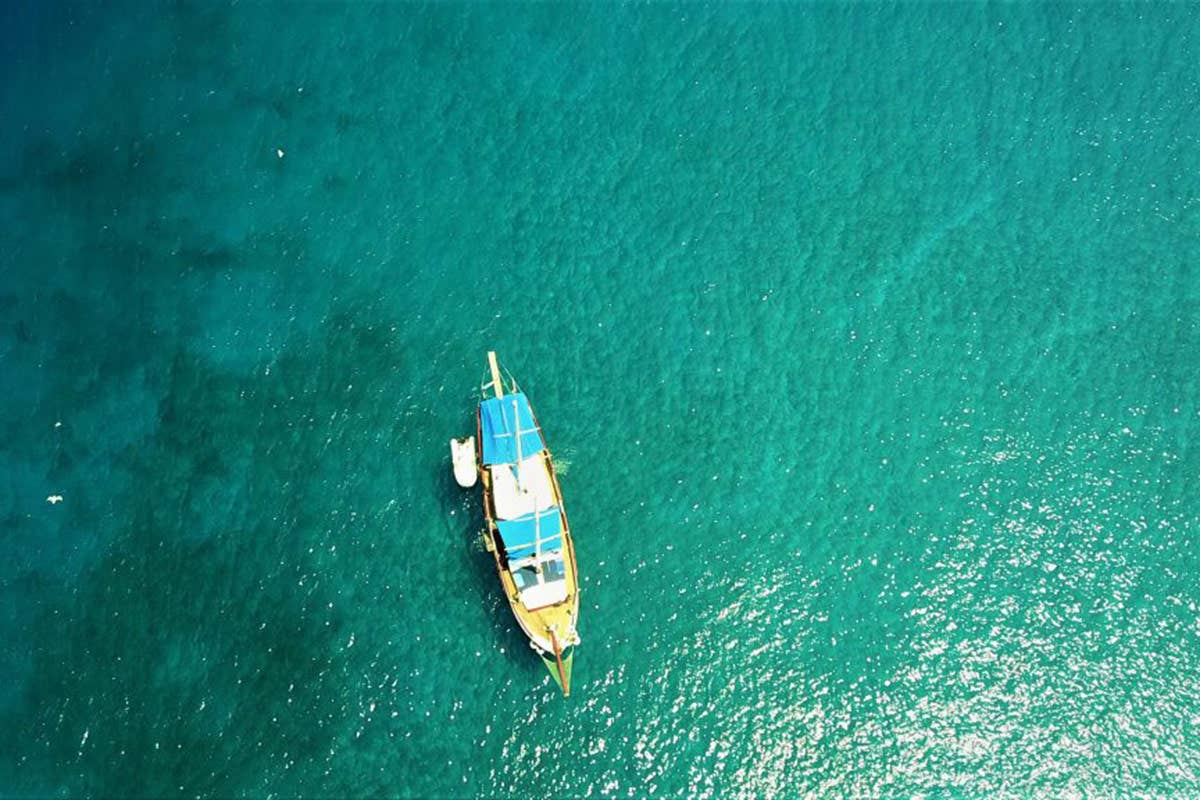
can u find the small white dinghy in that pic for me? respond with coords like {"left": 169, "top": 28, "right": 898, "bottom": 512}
{"left": 450, "top": 436, "right": 478, "bottom": 488}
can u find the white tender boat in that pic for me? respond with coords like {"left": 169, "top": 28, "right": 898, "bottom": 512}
{"left": 450, "top": 436, "right": 477, "bottom": 488}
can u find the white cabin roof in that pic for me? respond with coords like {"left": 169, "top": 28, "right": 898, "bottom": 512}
{"left": 520, "top": 578, "right": 568, "bottom": 609}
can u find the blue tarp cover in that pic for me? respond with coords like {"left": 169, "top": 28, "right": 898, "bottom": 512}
{"left": 498, "top": 508, "right": 563, "bottom": 560}
{"left": 480, "top": 393, "right": 544, "bottom": 465}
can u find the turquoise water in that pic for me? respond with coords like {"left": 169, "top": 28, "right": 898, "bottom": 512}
{"left": 2, "top": 2, "right": 1199, "bottom": 796}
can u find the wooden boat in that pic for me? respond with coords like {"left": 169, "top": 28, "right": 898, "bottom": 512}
{"left": 473, "top": 351, "right": 580, "bottom": 695}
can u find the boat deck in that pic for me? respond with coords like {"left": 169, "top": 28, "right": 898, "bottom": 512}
{"left": 481, "top": 452, "right": 580, "bottom": 654}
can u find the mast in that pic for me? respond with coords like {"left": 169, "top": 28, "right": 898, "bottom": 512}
{"left": 488, "top": 351, "right": 504, "bottom": 399}
{"left": 513, "top": 397, "right": 522, "bottom": 465}
{"left": 512, "top": 395, "right": 539, "bottom": 563}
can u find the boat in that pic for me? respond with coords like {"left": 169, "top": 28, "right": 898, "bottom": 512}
{"left": 450, "top": 436, "right": 477, "bottom": 487}
{"left": 470, "top": 351, "right": 580, "bottom": 695}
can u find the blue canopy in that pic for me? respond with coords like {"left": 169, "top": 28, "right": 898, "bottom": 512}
{"left": 480, "top": 393, "right": 544, "bottom": 465}
{"left": 498, "top": 507, "right": 563, "bottom": 560}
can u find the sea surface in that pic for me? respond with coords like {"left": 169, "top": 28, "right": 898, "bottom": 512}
{"left": 2, "top": 3, "right": 1199, "bottom": 798}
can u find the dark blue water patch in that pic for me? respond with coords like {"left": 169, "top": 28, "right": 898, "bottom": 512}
{"left": 0, "top": 301, "right": 425, "bottom": 795}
